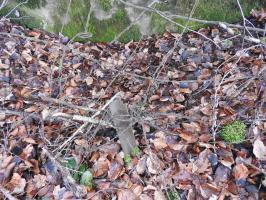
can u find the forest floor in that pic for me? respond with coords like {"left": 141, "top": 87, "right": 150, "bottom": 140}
{"left": 0, "top": 8, "right": 266, "bottom": 200}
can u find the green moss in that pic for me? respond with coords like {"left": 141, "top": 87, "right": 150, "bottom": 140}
{"left": 24, "top": 0, "right": 47, "bottom": 9}
{"left": 99, "top": 0, "right": 112, "bottom": 12}
{"left": 150, "top": 13, "right": 169, "bottom": 34}
{"left": 53, "top": 0, "right": 90, "bottom": 41}
{"left": 119, "top": 25, "right": 141, "bottom": 43}
{"left": 88, "top": 8, "right": 141, "bottom": 42}
{"left": 194, "top": 0, "right": 263, "bottom": 23}
{"left": 220, "top": 121, "right": 246, "bottom": 143}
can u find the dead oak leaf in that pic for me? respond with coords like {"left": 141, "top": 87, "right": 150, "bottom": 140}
{"left": 175, "top": 129, "right": 198, "bottom": 143}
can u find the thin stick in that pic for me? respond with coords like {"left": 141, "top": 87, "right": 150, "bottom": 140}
{"left": 119, "top": 0, "right": 219, "bottom": 48}
{"left": 0, "top": 186, "right": 18, "bottom": 200}
{"left": 36, "top": 94, "right": 96, "bottom": 112}
{"left": 52, "top": 112, "right": 112, "bottom": 126}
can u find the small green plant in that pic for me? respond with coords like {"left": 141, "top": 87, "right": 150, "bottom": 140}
{"left": 166, "top": 188, "right": 180, "bottom": 200}
{"left": 61, "top": 158, "right": 93, "bottom": 188}
{"left": 80, "top": 170, "right": 93, "bottom": 188}
{"left": 132, "top": 147, "right": 141, "bottom": 157}
{"left": 220, "top": 121, "right": 246, "bottom": 143}
{"left": 124, "top": 154, "right": 132, "bottom": 165}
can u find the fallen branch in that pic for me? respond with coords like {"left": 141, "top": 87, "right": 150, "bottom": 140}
{"left": 37, "top": 94, "right": 96, "bottom": 112}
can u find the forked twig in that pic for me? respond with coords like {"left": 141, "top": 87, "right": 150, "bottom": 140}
{"left": 55, "top": 92, "right": 121, "bottom": 152}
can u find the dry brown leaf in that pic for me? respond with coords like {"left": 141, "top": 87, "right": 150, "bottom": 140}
{"left": 22, "top": 50, "right": 32, "bottom": 62}
{"left": 117, "top": 189, "right": 137, "bottom": 200}
{"left": 93, "top": 157, "right": 110, "bottom": 177}
{"left": 5, "top": 173, "right": 26, "bottom": 194}
{"left": 153, "top": 138, "right": 168, "bottom": 150}
{"left": 23, "top": 137, "right": 37, "bottom": 144}
{"left": 108, "top": 159, "right": 123, "bottom": 181}
{"left": 147, "top": 154, "right": 163, "bottom": 175}
{"left": 149, "top": 95, "right": 160, "bottom": 102}
{"left": 132, "top": 184, "right": 143, "bottom": 196}
{"left": 136, "top": 156, "right": 147, "bottom": 175}
{"left": 233, "top": 163, "right": 249, "bottom": 180}
{"left": 176, "top": 129, "right": 198, "bottom": 143}
{"left": 192, "top": 149, "right": 211, "bottom": 174}
{"left": 182, "top": 122, "right": 201, "bottom": 133}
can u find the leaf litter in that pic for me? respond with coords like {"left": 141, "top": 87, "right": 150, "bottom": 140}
{"left": 0, "top": 10, "right": 266, "bottom": 199}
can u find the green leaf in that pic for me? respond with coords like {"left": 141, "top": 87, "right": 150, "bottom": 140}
{"left": 132, "top": 147, "right": 141, "bottom": 156}
{"left": 124, "top": 154, "right": 132, "bottom": 165}
{"left": 73, "top": 164, "right": 88, "bottom": 182}
{"left": 80, "top": 170, "right": 93, "bottom": 187}
{"left": 61, "top": 158, "right": 76, "bottom": 170}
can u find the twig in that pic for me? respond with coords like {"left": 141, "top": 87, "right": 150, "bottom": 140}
{"left": 170, "top": 15, "right": 266, "bottom": 33}
{"left": 118, "top": 0, "right": 220, "bottom": 48}
{"left": 52, "top": 112, "right": 112, "bottom": 126}
{"left": 36, "top": 94, "right": 96, "bottom": 112}
{"left": 1, "top": 0, "right": 28, "bottom": 19}
{"left": 55, "top": 92, "right": 121, "bottom": 153}
{"left": 0, "top": 186, "right": 18, "bottom": 200}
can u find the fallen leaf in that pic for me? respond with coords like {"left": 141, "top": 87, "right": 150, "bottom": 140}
{"left": 153, "top": 138, "right": 168, "bottom": 150}
{"left": 117, "top": 189, "right": 137, "bottom": 200}
{"left": 108, "top": 159, "right": 123, "bottom": 181}
{"left": 5, "top": 173, "right": 26, "bottom": 194}
{"left": 233, "top": 163, "right": 249, "bottom": 180}
{"left": 93, "top": 157, "right": 110, "bottom": 177}
{"left": 192, "top": 149, "right": 211, "bottom": 174}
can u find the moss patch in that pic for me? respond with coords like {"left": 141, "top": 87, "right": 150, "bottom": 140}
{"left": 88, "top": 8, "right": 141, "bottom": 42}
{"left": 220, "top": 121, "right": 246, "bottom": 143}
